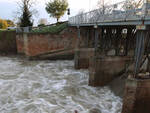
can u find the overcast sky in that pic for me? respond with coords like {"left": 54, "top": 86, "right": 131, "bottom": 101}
{"left": 0, "top": 0, "right": 122, "bottom": 25}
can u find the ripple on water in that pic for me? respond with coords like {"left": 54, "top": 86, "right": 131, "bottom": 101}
{"left": 0, "top": 56, "right": 122, "bottom": 113}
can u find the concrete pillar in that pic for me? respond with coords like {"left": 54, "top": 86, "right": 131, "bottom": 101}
{"left": 89, "top": 56, "right": 131, "bottom": 86}
{"left": 122, "top": 25, "right": 150, "bottom": 113}
{"left": 89, "top": 26, "right": 132, "bottom": 87}
{"left": 74, "top": 48, "right": 95, "bottom": 69}
{"left": 122, "top": 77, "right": 150, "bottom": 113}
{"left": 74, "top": 26, "right": 80, "bottom": 69}
{"left": 74, "top": 27, "right": 95, "bottom": 69}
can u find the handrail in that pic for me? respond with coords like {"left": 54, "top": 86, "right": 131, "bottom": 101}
{"left": 69, "top": 0, "right": 150, "bottom": 25}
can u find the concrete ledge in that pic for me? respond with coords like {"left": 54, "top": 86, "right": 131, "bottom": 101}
{"left": 29, "top": 49, "right": 75, "bottom": 60}
{"left": 122, "top": 77, "right": 150, "bottom": 113}
{"left": 74, "top": 48, "right": 95, "bottom": 69}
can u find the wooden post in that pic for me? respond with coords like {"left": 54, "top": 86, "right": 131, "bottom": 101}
{"left": 115, "top": 27, "right": 122, "bottom": 56}
{"left": 86, "top": 28, "right": 90, "bottom": 47}
{"left": 125, "top": 27, "right": 132, "bottom": 56}
{"left": 94, "top": 25, "right": 98, "bottom": 52}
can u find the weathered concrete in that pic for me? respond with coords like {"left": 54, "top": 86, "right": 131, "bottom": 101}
{"left": 74, "top": 48, "right": 95, "bottom": 69}
{"left": 122, "top": 77, "right": 150, "bottom": 113}
{"left": 89, "top": 56, "right": 132, "bottom": 87}
{"left": 74, "top": 27, "right": 95, "bottom": 69}
{"left": 108, "top": 75, "right": 127, "bottom": 98}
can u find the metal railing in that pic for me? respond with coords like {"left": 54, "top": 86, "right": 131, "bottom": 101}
{"left": 69, "top": 0, "right": 150, "bottom": 25}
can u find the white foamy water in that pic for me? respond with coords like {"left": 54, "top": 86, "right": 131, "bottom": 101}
{"left": 0, "top": 56, "right": 122, "bottom": 113}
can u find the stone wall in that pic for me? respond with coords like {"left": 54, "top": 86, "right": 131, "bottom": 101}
{"left": 16, "top": 27, "right": 78, "bottom": 57}
{"left": 0, "top": 31, "right": 17, "bottom": 54}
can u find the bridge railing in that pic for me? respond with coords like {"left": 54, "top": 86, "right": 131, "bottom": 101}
{"left": 69, "top": 0, "right": 150, "bottom": 25}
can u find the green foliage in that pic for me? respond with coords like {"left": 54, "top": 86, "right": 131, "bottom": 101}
{"left": 6, "top": 20, "right": 15, "bottom": 27}
{"left": 46, "top": 0, "right": 68, "bottom": 22}
{"left": 0, "top": 29, "right": 15, "bottom": 32}
{"left": 123, "top": 0, "right": 142, "bottom": 10}
{"left": 31, "top": 23, "right": 68, "bottom": 33}
{"left": 19, "top": 0, "right": 33, "bottom": 27}
{"left": 38, "top": 24, "right": 46, "bottom": 27}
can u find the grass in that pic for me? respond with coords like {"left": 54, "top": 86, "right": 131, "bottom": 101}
{"left": 31, "top": 23, "right": 68, "bottom": 34}
{"left": 0, "top": 29, "right": 15, "bottom": 32}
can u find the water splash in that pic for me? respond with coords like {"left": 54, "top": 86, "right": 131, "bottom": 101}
{"left": 0, "top": 56, "right": 122, "bottom": 113}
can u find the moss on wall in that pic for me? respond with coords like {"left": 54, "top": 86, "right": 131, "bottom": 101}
{"left": 0, "top": 31, "right": 17, "bottom": 54}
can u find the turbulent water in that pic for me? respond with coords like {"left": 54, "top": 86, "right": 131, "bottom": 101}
{"left": 0, "top": 56, "right": 122, "bottom": 113}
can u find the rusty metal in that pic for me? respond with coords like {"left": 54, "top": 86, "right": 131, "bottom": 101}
{"left": 134, "top": 30, "right": 148, "bottom": 77}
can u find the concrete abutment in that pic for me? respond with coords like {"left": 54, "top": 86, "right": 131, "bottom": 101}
{"left": 122, "top": 78, "right": 150, "bottom": 113}
{"left": 74, "top": 48, "right": 95, "bottom": 69}
{"left": 89, "top": 56, "right": 132, "bottom": 87}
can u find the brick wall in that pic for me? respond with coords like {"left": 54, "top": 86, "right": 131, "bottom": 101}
{"left": 0, "top": 31, "right": 17, "bottom": 54}
{"left": 16, "top": 27, "right": 78, "bottom": 57}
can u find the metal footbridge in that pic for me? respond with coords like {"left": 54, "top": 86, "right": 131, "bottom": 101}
{"left": 69, "top": 0, "right": 150, "bottom": 26}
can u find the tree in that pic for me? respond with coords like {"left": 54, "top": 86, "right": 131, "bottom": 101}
{"left": 6, "top": 20, "right": 15, "bottom": 27}
{"left": 16, "top": 0, "right": 37, "bottom": 27}
{"left": 46, "top": 0, "right": 68, "bottom": 23}
{"left": 97, "top": 0, "right": 111, "bottom": 14}
{"left": 0, "top": 19, "right": 8, "bottom": 29}
{"left": 123, "top": 0, "right": 143, "bottom": 10}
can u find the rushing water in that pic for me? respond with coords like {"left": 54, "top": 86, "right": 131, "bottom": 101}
{"left": 0, "top": 56, "right": 122, "bottom": 113}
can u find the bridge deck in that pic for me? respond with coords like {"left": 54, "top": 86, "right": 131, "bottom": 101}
{"left": 69, "top": 0, "right": 150, "bottom": 26}
{"left": 69, "top": 19, "right": 150, "bottom": 26}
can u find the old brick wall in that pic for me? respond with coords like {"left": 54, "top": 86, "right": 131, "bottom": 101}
{"left": 16, "top": 27, "right": 78, "bottom": 57}
{"left": 0, "top": 31, "right": 17, "bottom": 54}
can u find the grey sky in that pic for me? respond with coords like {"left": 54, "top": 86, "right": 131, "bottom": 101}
{"left": 0, "top": 0, "right": 122, "bottom": 25}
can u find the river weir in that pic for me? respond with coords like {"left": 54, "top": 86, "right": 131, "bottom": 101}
{"left": 0, "top": 56, "right": 122, "bottom": 113}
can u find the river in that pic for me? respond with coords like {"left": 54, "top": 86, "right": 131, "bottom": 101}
{"left": 0, "top": 56, "right": 122, "bottom": 113}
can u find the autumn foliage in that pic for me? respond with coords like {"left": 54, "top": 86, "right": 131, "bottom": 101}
{"left": 0, "top": 19, "right": 8, "bottom": 29}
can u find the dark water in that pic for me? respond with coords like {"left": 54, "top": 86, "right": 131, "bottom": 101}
{"left": 0, "top": 56, "right": 122, "bottom": 113}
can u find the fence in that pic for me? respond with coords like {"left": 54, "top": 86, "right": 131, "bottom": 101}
{"left": 69, "top": 0, "right": 150, "bottom": 25}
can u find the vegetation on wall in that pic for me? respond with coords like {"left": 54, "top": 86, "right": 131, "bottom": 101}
{"left": 31, "top": 23, "right": 68, "bottom": 33}
{"left": 0, "top": 31, "right": 17, "bottom": 54}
